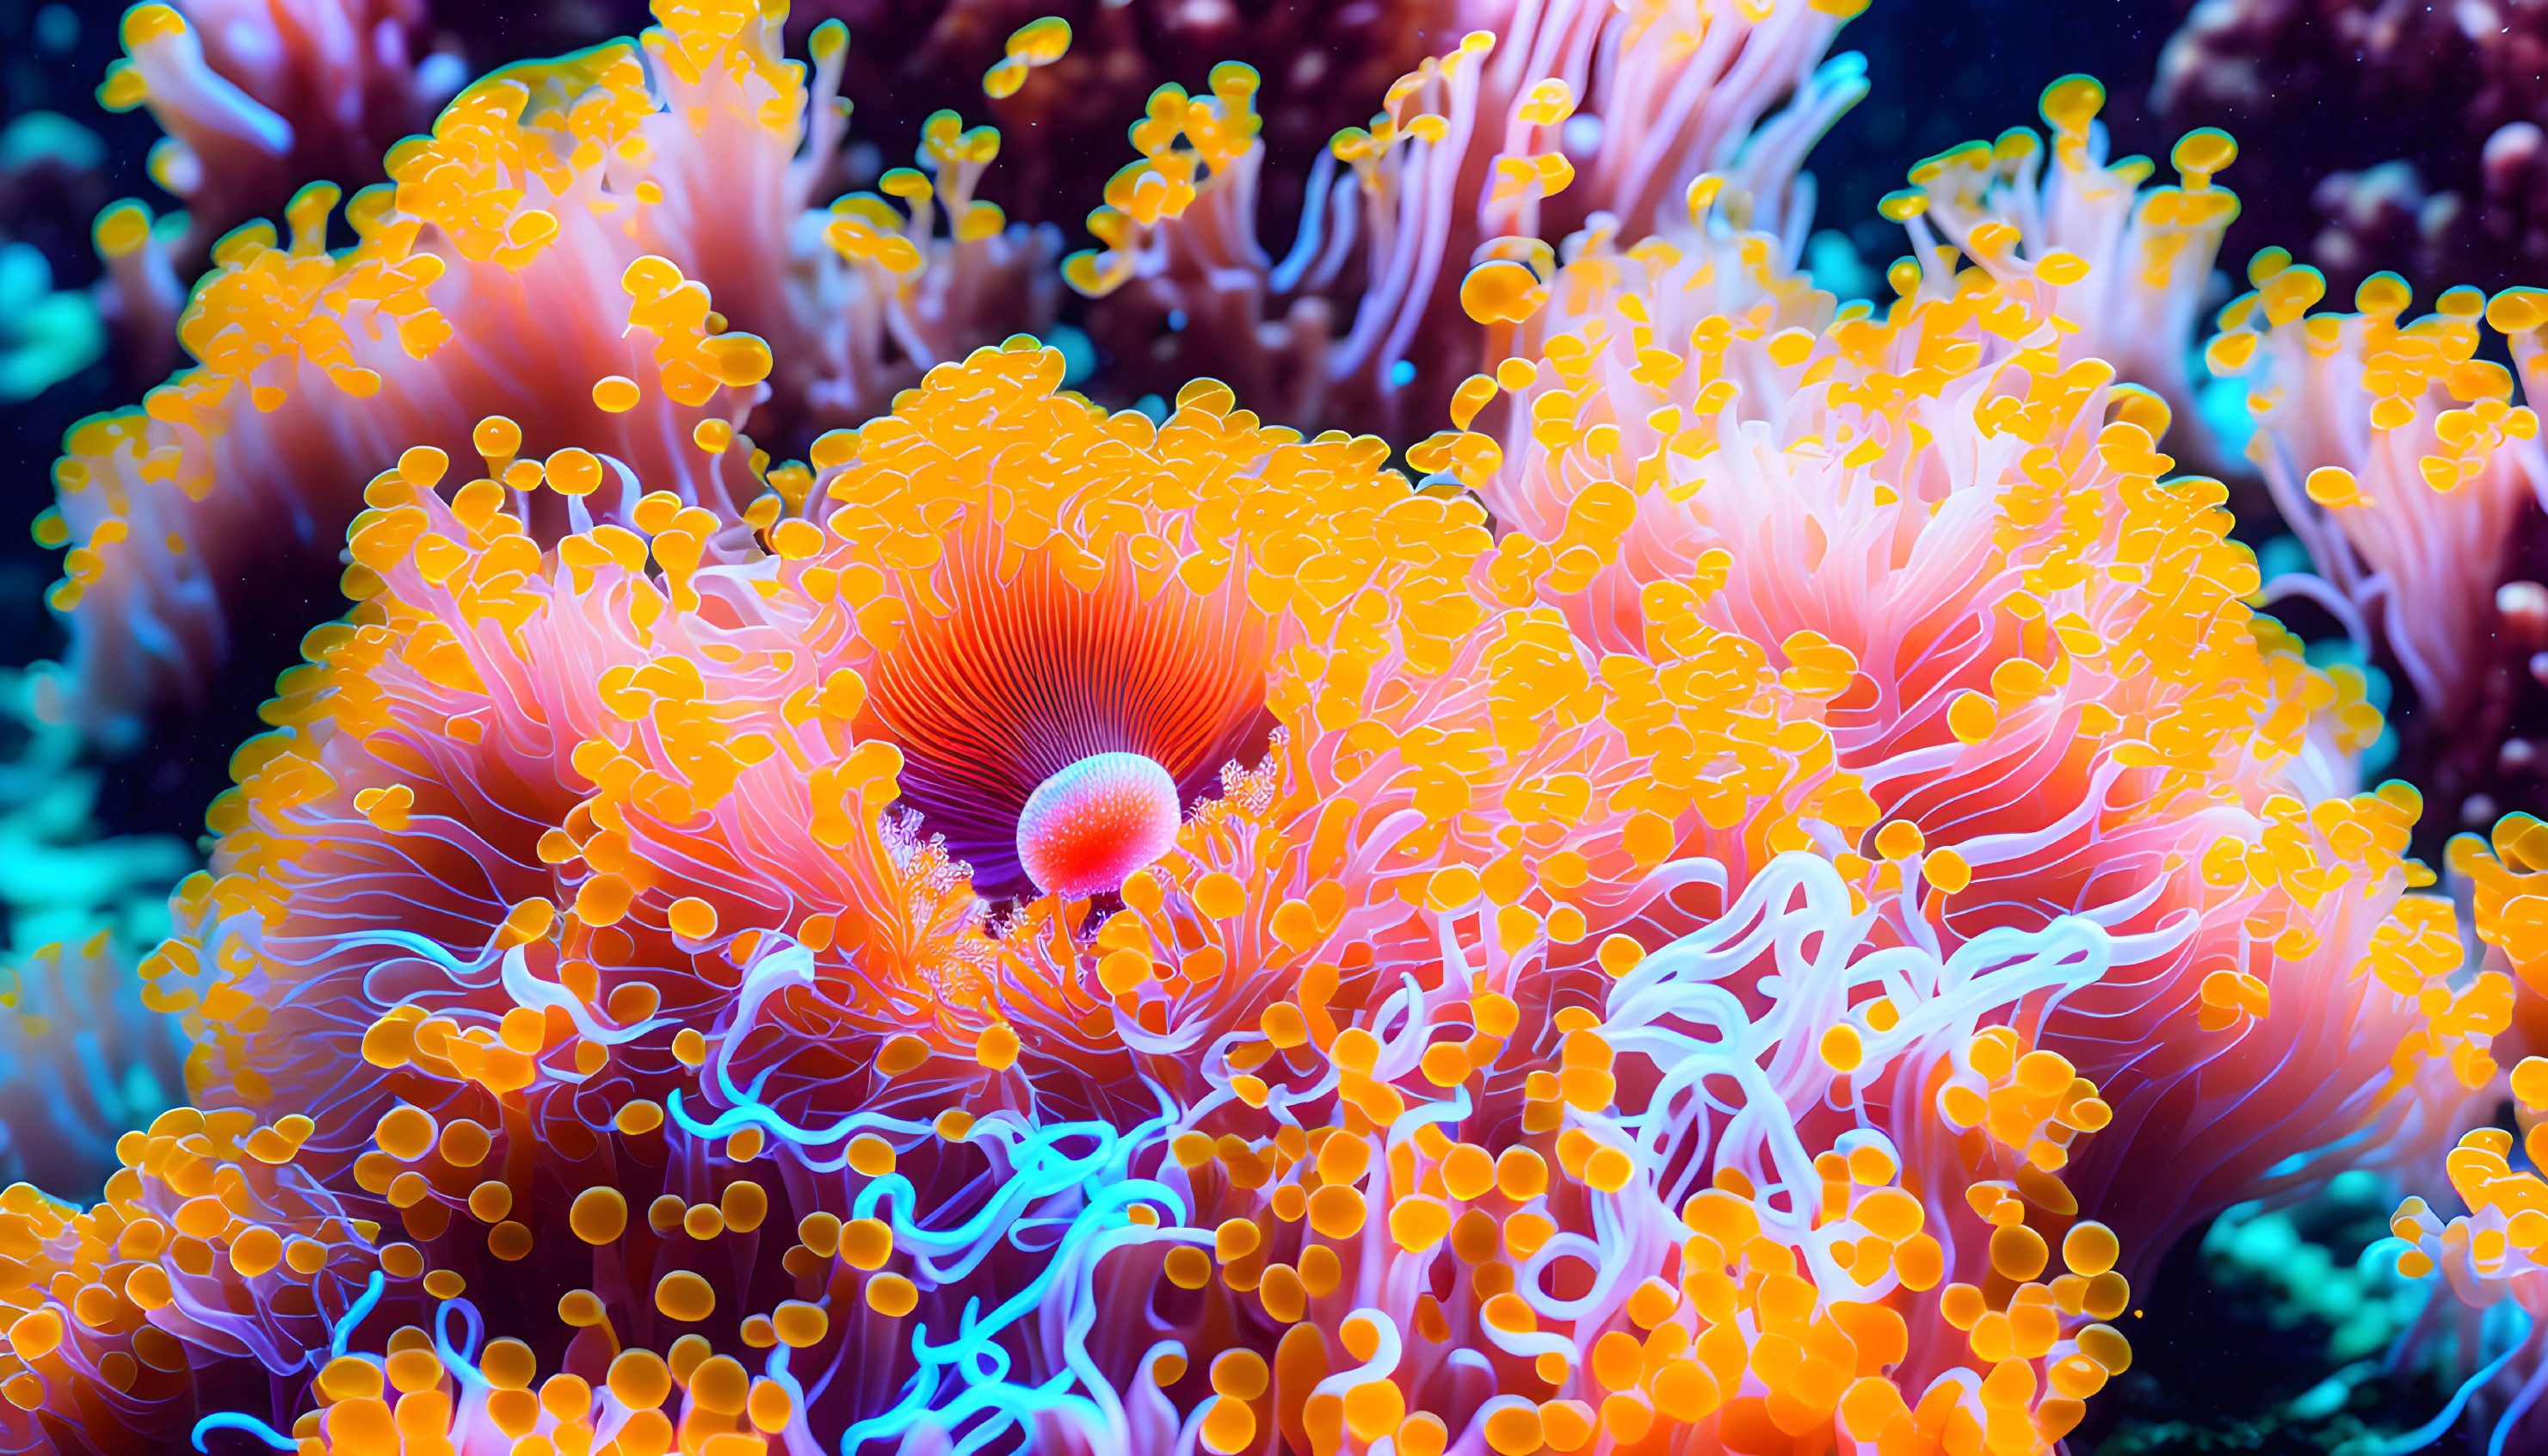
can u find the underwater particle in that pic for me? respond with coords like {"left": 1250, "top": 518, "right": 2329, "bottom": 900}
{"left": 1015, "top": 752, "right": 1181, "bottom": 899}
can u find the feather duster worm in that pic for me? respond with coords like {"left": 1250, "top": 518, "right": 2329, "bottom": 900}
{"left": 49, "top": 0, "right": 1056, "bottom": 747}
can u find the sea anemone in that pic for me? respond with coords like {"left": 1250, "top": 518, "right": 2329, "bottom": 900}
{"left": 22, "top": 3, "right": 2548, "bottom": 1454}
{"left": 98, "top": 0, "right": 468, "bottom": 275}
{"left": 1425, "top": 74, "right": 2476, "bottom": 1280}
{"left": 107, "top": 171, "right": 2446, "bottom": 1456}
{"left": 1059, "top": 0, "right": 1872, "bottom": 446}
{"left": 2377, "top": 818, "right": 2548, "bottom": 1453}
{"left": 2206, "top": 262, "right": 2548, "bottom": 817}
{"left": 50, "top": 0, "right": 1056, "bottom": 747}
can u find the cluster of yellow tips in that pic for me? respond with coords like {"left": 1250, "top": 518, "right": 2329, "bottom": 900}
{"left": 1333, "top": 33, "right": 1496, "bottom": 185}
{"left": 1063, "top": 62, "right": 1268, "bottom": 295}
{"left": 0, "top": 1105, "right": 386, "bottom": 1420}
{"left": 273, "top": 1199, "right": 867, "bottom": 1456}
{"left": 829, "top": 108, "right": 1010, "bottom": 280}
{"left": 983, "top": 16, "right": 1071, "bottom": 100}
{"left": 2390, "top": 1052, "right": 2548, "bottom": 1291}
{"left": 94, "top": 4, "right": 190, "bottom": 114}
{"left": 1139, "top": 996, "right": 2125, "bottom": 1456}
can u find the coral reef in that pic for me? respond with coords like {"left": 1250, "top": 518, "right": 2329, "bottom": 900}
{"left": 21, "top": 0, "right": 2548, "bottom": 1453}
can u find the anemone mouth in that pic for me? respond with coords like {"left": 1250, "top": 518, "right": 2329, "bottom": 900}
{"left": 860, "top": 532, "right": 1274, "bottom": 901}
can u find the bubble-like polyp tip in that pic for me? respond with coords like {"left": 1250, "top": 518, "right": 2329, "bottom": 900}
{"left": 1016, "top": 752, "right": 1181, "bottom": 899}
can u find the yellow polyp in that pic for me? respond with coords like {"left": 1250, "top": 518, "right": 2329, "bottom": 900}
{"left": 593, "top": 377, "right": 642, "bottom": 413}
{"left": 983, "top": 55, "right": 1031, "bottom": 99}
{"left": 472, "top": 416, "right": 523, "bottom": 460}
{"left": 2260, "top": 264, "right": 2328, "bottom": 327}
{"left": 1924, "top": 848, "right": 1974, "bottom": 894}
{"left": 1873, "top": 819, "right": 1926, "bottom": 860}
{"left": 2170, "top": 126, "right": 2237, "bottom": 186}
{"left": 2247, "top": 245, "right": 2293, "bottom": 287}
{"left": 1461, "top": 260, "right": 1547, "bottom": 324}
{"left": 121, "top": 2, "right": 188, "bottom": 46}
{"left": 501, "top": 898, "right": 556, "bottom": 946}
{"left": 546, "top": 448, "right": 604, "bottom": 497}
{"left": 2034, "top": 250, "right": 2091, "bottom": 286}
{"left": 92, "top": 200, "right": 152, "bottom": 259}
{"left": 1946, "top": 691, "right": 1999, "bottom": 744}
{"left": 996, "top": 15, "right": 1071, "bottom": 67}
{"left": 654, "top": 1271, "right": 715, "bottom": 1322}
{"left": 1820, "top": 1025, "right": 1865, "bottom": 1073}
{"left": 96, "top": 61, "right": 148, "bottom": 111}
{"left": 396, "top": 447, "right": 449, "bottom": 492}
{"left": 2039, "top": 73, "right": 2107, "bottom": 136}
{"left": 2063, "top": 1220, "right": 2121, "bottom": 1278}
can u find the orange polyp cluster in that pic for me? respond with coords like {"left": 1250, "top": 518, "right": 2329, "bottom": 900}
{"left": 1936, "top": 1028, "right": 2111, "bottom": 1174}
